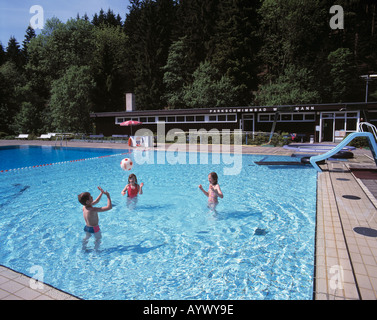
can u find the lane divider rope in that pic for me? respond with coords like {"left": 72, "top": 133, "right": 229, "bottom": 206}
{"left": 0, "top": 152, "right": 131, "bottom": 173}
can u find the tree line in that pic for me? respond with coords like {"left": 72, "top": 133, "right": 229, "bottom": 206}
{"left": 0, "top": 0, "right": 376, "bottom": 135}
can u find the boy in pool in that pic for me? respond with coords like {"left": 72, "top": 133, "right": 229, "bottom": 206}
{"left": 121, "top": 174, "right": 144, "bottom": 198}
{"left": 78, "top": 186, "right": 112, "bottom": 250}
{"left": 199, "top": 172, "right": 223, "bottom": 209}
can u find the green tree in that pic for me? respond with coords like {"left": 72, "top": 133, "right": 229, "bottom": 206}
{"left": 6, "top": 37, "right": 23, "bottom": 68}
{"left": 49, "top": 66, "right": 95, "bottom": 133}
{"left": 92, "top": 8, "right": 123, "bottom": 27}
{"left": 0, "top": 43, "right": 5, "bottom": 66}
{"left": 162, "top": 38, "right": 192, "bottom": 108}
{"left": 124, "top": 0, "right": 176, "bottom": 109}
{"left": 22, "top": 26, "right": 36, "bottom": 63}
{"left": 0, "top": 61, "right": 26, "bottom": 134}
{"left": 255, "top": 64, "right": 320, "bottom": 106}
{"left": 258, "top": 0, "right": 328, "bottom": 76}
{"left": 210, "top": 0, "right": 261, "bottom": 105}
{"left": 183, "top": 61, "right": 242, "bottom": 108}
{"left": 26, "top": 18, "right": 94, "bottom": 86}
{"left": 176, "top": 0, "right": 221, "bottom": 69}
{"left": 327, "top": 48, "right": 359, "bottom": 102}
{"left": 91, "top": 25, "right": 128, "bottom": 112}
{"left": 13, "top": 101, "right": 41, "bottom": 134}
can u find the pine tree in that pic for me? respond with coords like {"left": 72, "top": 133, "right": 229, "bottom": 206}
{"left": 6, "top": 37, "right": 23, "bottom": 68}
{"left": 162, "top": 38, "right": 192, "bottom": 108}
{"left": 0, "top": 43, "right": 5, "bottom": 66}
{"left": 210, "top": 0, "right": 262, "bottom": 105}
{"left": 22, "top": 26, "right": 36, "bottom": 64}
{"left": 175, "top": 0, "right": 221, "bottom": 75}
{"left": 124, "top": 0, "right": 176, "bottom": 109}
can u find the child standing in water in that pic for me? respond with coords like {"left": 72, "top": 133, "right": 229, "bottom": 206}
{"left": 199, "top": 172, "right": 223, "bottom": 209}
{"left": 78, "top": 186, "right": 112, "bottom": 250}
{"left": 121, "top": 174, "right": 144, "bottom": 198}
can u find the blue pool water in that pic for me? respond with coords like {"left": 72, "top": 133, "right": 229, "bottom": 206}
{"left": 0, "top": 145, "right": 128, "bottom": 171}
{"left": 0, "top": 146, "right": 317, "bottom": 300}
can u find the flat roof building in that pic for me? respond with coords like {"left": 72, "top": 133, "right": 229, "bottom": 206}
{"left": 90, "top": 96, "right": 377, "bottom": 143}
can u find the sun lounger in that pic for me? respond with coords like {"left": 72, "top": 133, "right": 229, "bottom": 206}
{"left": 37, "top": 133, "right": 59, "bottom": 140}
{"left": 37, "top": 134, "right": 52, "bottom": 139}
{"left": 15, "top": 134, "right": 29, "bottom": 139}
{"left": 88, "top": 134, "right": 104, "bottom": 142}
{"left": 111, "top": 135, "right": 129, "bottom": 143}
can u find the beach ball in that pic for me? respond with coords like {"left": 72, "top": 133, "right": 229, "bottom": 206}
{"left": 120, "top": 158, "right": 133, "bottom": 171}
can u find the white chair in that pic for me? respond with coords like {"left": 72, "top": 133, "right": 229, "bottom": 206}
{"left": 37, "top": 133, "right": 52, "bottom": 139}
{"left": 15, "top": 134, "right": 29, "bottom": 139}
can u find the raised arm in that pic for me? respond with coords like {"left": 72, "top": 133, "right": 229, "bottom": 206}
{"left": 139, "top": 183, "right": 144, "bottom": 195}
{"left": 92, "top": 186, "right": 104, "bottom": 205}
{"left": 94, "top": 190, "right": 112, "bottom": 212}
{"left": 198, "top": 184, "right": 209, "bottom": 197}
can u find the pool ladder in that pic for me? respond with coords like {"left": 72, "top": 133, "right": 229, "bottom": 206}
{"left": 55, "top": 135, "right": 68, "bottom": 147}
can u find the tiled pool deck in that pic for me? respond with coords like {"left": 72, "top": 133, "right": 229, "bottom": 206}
{"left": 1, "top": 139, "right": 377, "bottom": 300}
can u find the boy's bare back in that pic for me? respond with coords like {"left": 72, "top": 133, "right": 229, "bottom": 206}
{"left": 83, "top": 207, "right": 100, "bottom": 227}
{"left": 79, "top": 187, "right": 112, "bottom": 227}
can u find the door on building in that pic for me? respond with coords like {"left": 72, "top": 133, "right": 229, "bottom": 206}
{"left": 242, "top": 115, "right": 254, "bottom": 132}
{"left": 320, "top": 112, "right": 359, "bottom": 142}
{"left": 322, "top": 118, "right": 334, "bottom": 142}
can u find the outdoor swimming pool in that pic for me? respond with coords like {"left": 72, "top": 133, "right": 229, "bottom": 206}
{"left": 0, "top": 146, "right": 317, "bottom": 300}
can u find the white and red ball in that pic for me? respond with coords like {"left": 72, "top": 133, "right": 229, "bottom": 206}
{"left": 120, "top": 158, "right": 133, "bottom": 171}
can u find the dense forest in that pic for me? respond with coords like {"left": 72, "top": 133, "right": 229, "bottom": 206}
{"left": 0, "top": 0, "right": 377, "bottom": 135}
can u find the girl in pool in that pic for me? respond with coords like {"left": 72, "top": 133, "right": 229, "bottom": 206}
{"left": 198, "top": 172, "right": 223, "bottom": 209}
{"left": 122, "top": 173, "right": 144, "bottom": 198}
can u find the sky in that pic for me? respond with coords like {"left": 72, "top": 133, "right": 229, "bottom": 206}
{"left": 0, "top": 0, "right": 131, "bottom": 48}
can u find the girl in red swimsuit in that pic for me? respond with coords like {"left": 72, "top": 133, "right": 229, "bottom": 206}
{"left": 121, "top": 174, "right": 144, "bottom": 198}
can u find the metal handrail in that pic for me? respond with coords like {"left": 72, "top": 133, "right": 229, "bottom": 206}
{"left": 55, "top": 134, "right": 68, "bottom": 147}
{"left": 358, "top": 122, "right": 377, "bottom": 141}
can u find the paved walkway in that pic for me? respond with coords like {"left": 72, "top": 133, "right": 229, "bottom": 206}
{"left": 0, "top": 266, "right": 79, "bottom": 300}
{"left": 315, "top": 160, "right": 377, "bottom": 299}
{"left": 1, "top": 140, "right": 377, "bottom": 300}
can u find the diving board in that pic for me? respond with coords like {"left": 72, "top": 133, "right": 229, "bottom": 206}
{"left": 310, "top": 132, "right": 377, "bottom": 172}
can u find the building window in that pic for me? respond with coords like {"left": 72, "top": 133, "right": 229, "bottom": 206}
{"left": 293, "top": 114, "right": 304, "bottom": 121}
{"left": 281, "top": 114, "right": 292, "bottom": 121}
{"left": 259, "top": 115, "right": 270, "bottom": 122}
{"left": 218, "top": 115, "right": 226, "bottom": 122}
{"left": 227, "top": 115, "right": 236, "bottom": 121}
{"left": 304, "top": 114, "right": 315, "bottom": 121}
{"left": 258, "top": 113, "right": 315, "bottom": 122}
{"left": 116, "top": 113, "right": 237, "bottom": 124}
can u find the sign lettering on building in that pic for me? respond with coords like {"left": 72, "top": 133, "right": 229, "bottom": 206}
{"left": 209, "top": 106, "right": 315, "bottom": 113}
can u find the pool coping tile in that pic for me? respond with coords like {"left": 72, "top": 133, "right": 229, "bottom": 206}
{"left": 0, "top": 266, "right": 80, "bottom": 300}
